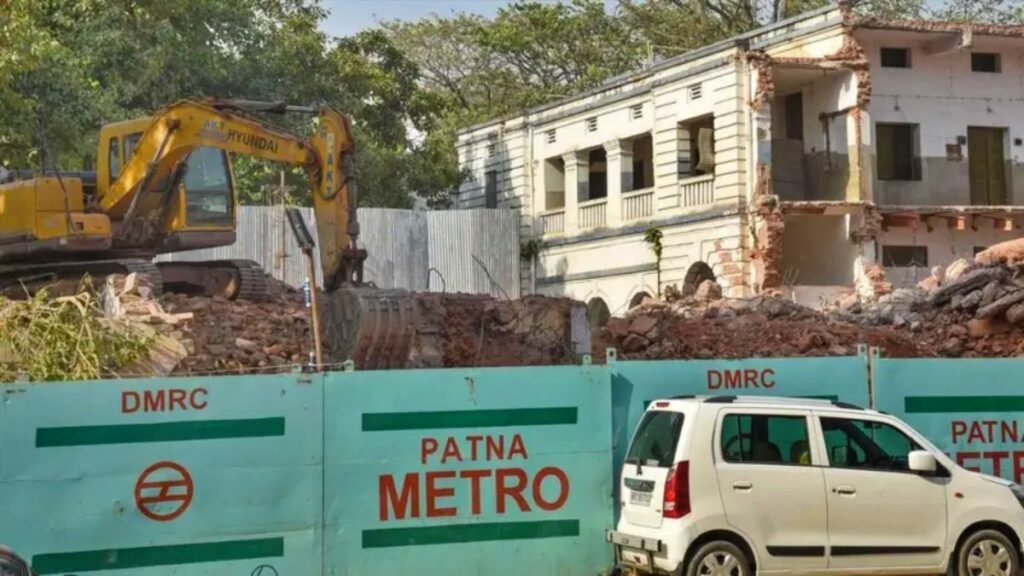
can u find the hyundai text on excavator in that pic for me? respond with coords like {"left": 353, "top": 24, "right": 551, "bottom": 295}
{"left": 0, "top": 98, "right": 365, "bottom": 301}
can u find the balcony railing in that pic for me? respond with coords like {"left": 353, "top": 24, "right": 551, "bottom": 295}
{"left": 578, "top": 198, "right": 607, "bottom": 229}
{"left": 540, "top": 209, "right": 565, "bottom": 235}
{"left": 622, "top": 188, "right": 654, "bottom": 221}
{"left": 679, "top": 174, "right": 714, "bottom": 207}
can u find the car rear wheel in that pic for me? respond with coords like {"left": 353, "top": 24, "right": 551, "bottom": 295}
{"left": 686, "top": 541, "right": 749, "bottom": 576}
{"left": 956, "top": 529, "right": 1018, "bottom": 576}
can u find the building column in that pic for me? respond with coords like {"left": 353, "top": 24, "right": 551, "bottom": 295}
{"left": 605, "top": 139, "right": 630, "bottom": 227}
{"left": 750, "top": 65, "right": 774, "bottom": 199}
{"left": 563, "top": 151, "right": 587, "bottom": 232}
{"left": 849, "top": 107, "right": 874, "bottom": 203}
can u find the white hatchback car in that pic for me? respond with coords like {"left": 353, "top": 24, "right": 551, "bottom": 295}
{"left": 607, "top": 396, "right": 1024, "bottom": 576}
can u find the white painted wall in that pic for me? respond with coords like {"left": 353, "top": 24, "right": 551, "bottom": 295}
{"left": 535, "top": 214, "right": 747, "bottom": 312}
{"left": 860, "top": 30, "right": 1024, "bottom": 206}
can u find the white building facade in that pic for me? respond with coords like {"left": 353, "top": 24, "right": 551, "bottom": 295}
{"left": 456, "top": 6, "right": 1024, "bottom": 315}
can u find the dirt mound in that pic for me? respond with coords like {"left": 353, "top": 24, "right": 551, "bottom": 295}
{"left": 163, "top": 286, "right": 310, "bottom": 375}
{"left": 593, "top": 296, "right": 925, "bottom": 361}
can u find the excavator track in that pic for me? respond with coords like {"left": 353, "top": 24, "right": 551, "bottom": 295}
{"left": 229, "top": 259, "right": 269, "bottom": 302}
{"left": 0, "top": 258, "right": 164, "bottom": 299}
{"left": 117, "top": 260, "right": 164, "bottom": 297}
{"left": 156, "top": 259, "right": 270, "bottom": 302}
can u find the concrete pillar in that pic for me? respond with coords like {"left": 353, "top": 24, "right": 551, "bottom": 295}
{"left": 604, "top": 139, "right": 630, "bottom": 226}
{"left": 677, "top": 125, "right": 692, "bottom": 178}
{"left": 849, "top": 108, "right": 874, "bottom": 203}
{"left": 753, "top": 101, "right": 773, "bottom": 198}
{"left": 563, "top": 151, "right": 587, "bottom": 232}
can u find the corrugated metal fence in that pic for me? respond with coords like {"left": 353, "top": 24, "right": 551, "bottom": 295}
{"left": 157, "top": 206, "right": 520, "bottom": 297}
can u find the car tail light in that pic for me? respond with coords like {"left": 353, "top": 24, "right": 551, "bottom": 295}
{"left": 663, "top": 461, "right": 691, "bottom": 519}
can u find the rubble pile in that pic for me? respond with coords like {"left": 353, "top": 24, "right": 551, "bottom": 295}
{"left": 597, "top": 238, "right": 1024, "bottom": 361}
{"left": 34, "top": 236, "right": 1024, "bottom": 380}
{"left": 593, "top": 289, "right": 922, "bottom": 361}
{"left": 99, "top": 272, "right": 311, "bottom": 375}
{"left": 435, "top": 295, "right": 586, "bottom": 368}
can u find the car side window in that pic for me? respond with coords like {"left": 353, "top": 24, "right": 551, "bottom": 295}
{"left": 821, "top": 417, "right": 921, "bottom": 471}
{"left": 721, "top": 413, "right": 811, "bottom": 466}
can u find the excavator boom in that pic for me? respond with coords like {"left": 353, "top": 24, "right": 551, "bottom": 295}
{"left": 97, "top": 98, "right": 365, "bottom": 289}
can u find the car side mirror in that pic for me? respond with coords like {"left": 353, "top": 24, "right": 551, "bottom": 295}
{"left": 909, "top": 450, "right": 937, "bottom": 474}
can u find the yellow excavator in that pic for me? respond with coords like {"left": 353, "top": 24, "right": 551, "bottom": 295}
{"left": 0, "top": 98, "right": 365, "bottom": 300}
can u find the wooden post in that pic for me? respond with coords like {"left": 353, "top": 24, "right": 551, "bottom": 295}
{"left": 304, "top": 248, "right": 324, "bottom": 367}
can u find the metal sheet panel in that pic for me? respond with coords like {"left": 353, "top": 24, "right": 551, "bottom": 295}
{"left": 157, "top": 207, "right": 519, "bottom": 296}
{"left": 358, "top": 208, "right": 429, "bottom": 291}
{"left": 0, "top": 373, "right": 324, "bottom": 575}
{"left": 157, "top": 206, "right": 322, "bottom": 288}
{"left": 323, "top": 365, "right": 612, "bottom": 576}
{"left": 873, "top": 357, "right": 1024, "bottom": 483}
{"left": 426, "top": 209, "right": 520, "bottom": 298}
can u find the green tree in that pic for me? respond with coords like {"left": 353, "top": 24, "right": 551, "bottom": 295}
{"left": 929, "top": 0, "right": 1024, "bottom": 23}
{"left": 618, "top": 0, "right": 830, "bottom": 59}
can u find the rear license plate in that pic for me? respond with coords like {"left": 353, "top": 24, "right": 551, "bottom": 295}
{"left": 629, "top": 491, "right": 652, "bottom": 506}
{"left": 623, "top": 548, "right": 650, "bottom": 567}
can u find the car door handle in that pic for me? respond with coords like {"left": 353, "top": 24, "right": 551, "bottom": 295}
{"left": 733, "top": 481, "right": 753, "bottom": 491}
{"left": 833, "top": 485, "right": 856, "bottom": 496}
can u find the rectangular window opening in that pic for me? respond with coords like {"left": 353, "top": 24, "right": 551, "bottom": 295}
{"left": 484, "top": 170, "right": 498, "bottom": 209}
{"left": 876, "top": 123, "right": 921, "bottom": 181}
{"left": 882, "top": 245, "right": 928, "bottom": 267}
{"left": 972, "top": 52, "right": 1001, "bottom": 73}
{"left": 880, "top": 47, "right": 911, "bottom": 69}
{"left": 784, "top": 93, "right": 804, "bottom": 142}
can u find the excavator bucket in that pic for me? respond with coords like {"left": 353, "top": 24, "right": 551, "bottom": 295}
{"left": 317, "top": 287, "right": 592, "bottom": 370}
{"left": 284, "top": 209, "right": 593, "bottom": 370}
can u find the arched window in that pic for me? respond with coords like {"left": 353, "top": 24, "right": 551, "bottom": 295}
{"left": 683, "top": 261, "right": 716, "bottom": 295}
{"left": 586, "top": 298, "right": 611, "bottom": 331}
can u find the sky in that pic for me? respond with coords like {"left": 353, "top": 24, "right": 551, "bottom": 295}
{"left": 320, "top": 0, "right": 524, "bottom": 37}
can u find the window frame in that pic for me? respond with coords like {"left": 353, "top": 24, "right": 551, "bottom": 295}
{"left": 880, "top": 47, "right": 911, "bottom": 69}
{"left": 123, "top": 132, "right": 143, "bottom": 164}
{"left": 182, "top": 147, "right": 234, "bottom": 228}
{"left": 108, "top": 137, "right": 122, "bottom": 185}
{"left": 626, "top": 410, "right": 685, "bottom": 469}
{"left": 876, "top": 122, "right": 922, "bottom": 181}
{"left": 882, "top": 245, "right": 928, "bottom": 268}
{"left": 972, "top": 52, "right": 1001, "bottom": 73}
{"left": 484, "top": 170, "right": 499, "bottom": 209}
{"left": 816, "top": 415, "right": 929, "bottom": 474}
{"left": 716, "top": 409, "right": 817, "bottom": 468}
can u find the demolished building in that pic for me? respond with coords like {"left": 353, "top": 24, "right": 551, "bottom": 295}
{"left": 455, "top": 4, "right": 1024, "bottom": 314}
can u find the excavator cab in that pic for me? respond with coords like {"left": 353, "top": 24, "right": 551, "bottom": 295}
{"left": 97, "top": 120, "right": 238, "bottom": 250}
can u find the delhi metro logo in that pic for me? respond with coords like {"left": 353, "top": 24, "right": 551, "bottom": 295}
{"left": 134, "top": 461, "right": 194, "bottom": 522}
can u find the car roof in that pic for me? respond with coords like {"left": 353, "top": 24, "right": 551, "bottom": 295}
{"left": 649, "top": 395, "right": 878, "bottom": 414}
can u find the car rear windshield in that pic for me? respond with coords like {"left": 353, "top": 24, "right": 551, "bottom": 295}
{"left": 626, "top": 410, "right": 684, "bottom": 468}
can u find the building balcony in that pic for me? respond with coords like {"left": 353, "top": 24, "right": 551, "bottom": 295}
{"left": 578, "top": 198, "right": 607, "bottom": 229}
{"left": 622, "top": 187, "right": 654, "bottom": 221}
{"left": 679, "top": 174, "right": 714, "bottom": 208}
{"left": 540, "top": 209, "right": 565, "bottom": 235}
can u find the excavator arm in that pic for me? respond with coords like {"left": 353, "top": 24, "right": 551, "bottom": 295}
{"left": 98, "top": 98, "right": 364, "bottom": 290}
